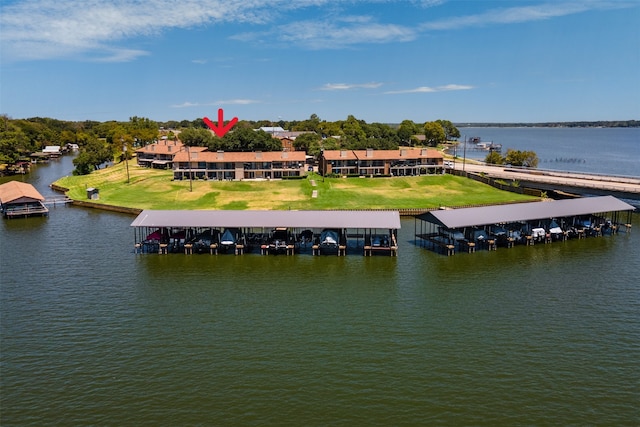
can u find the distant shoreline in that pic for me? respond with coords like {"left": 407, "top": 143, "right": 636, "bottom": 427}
{"left": 454, "top": 120, "right": 639, "bottom": 128}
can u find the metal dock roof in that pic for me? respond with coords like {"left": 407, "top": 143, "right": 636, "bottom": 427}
{"left": 417, "top": 196, "right": 635, "bottom": 229}
{"left": 131, "top": 210, "right": 401, "bottom": 229}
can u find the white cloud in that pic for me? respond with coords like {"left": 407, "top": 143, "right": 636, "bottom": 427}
{"left": 421, "top": 1, "right": 631, "bottom": 31}
{"left": 2, "top": 0, "right": 624, "bottom": 62}
{"left": 171, "top": 102, "right": 203, "bottom": 108}
{"left": 218, "top": 99, "right": 261, "bottom": 105}
{"left": 320, "top": 82, "right": 383, "bottom": 91}
{"left": 171, "top": 99, "right": 260, "bottom": 108}
{"left": 253, "top": 17, "right": 416, "bottom": 49}
{"left": 385, "top": 84, "right": 473, "bottom": 94}
{"left": 0, "top": 0, "right": 332, "bottom": 61}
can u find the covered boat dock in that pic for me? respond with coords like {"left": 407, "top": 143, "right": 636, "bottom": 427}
{"left": 131, "top": 210, "right": 401, "bottom": 256}
{"left": 415, "top": 196, "right": 635, "bottom": 255}
{"left": 0, "top": 181, "right": 49, "bottom": 218}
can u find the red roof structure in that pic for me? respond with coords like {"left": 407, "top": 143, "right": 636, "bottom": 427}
{"left": 0, "top": 181, "right": 48, "bottom": 218}
{"left": 0, "top": 181, "right": 45, "bottom": 204}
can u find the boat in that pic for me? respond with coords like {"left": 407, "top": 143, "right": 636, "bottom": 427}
{"left": 548, "top": 220, "right": 564, "bottom": 241}
{"left": 372, "top": 234, "right": 390, "bottom": 247}
{"left": 268, "top": 228, "right": 292, "bottom": 254}
{"left": 299, "top": 229, "right": 314, "bottom": 247}
{"left": 531, "top": 227, "right": 546, "bottom": 243}
{"left": 318, "top": 229, "right": 340, "bottom": 255}
{"left": 219, "top": 228, "right": 240, "bottom": 253}
{"left": 190, "top": 229, "right": 216, "bottom": 254}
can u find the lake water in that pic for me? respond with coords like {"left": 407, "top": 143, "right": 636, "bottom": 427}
{"left": 1, "top": 129, "right": 639, "bottom": 425}
{"left": 456, "top": 127, "right": 640, "bottom": 177}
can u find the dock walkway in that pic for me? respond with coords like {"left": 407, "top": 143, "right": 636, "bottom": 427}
{"left": 455, "top": 164, "right": 640, "bottom": 198}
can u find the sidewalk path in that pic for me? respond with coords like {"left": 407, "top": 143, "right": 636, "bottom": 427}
{"left": 454, "top": 163, "right": 640, "bottom": 198}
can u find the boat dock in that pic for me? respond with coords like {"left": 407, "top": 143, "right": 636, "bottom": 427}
{"left": 0, "top": 181, "right": 49, "bottom": 219}
{"left": 415, "top": 195, "right": 635, "bottom": 255}
{"left": 130, "top": 210, "right": 400, "bottom": 256}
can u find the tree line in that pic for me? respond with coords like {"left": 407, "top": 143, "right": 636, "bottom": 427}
{"left": 1, "top": 114, "right": 460, "bottom": 175}
{"left": 178, "top": 116, "right": 459, "bottom": 158}
{"left": 458, "top": 120, "right": 639, "bottom": 128}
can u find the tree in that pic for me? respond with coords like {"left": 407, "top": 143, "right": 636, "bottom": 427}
{"left": 436, "top": 119, "right": 460, "bottom": 140}
{"left": 397, "top": 120, "right": 420, "bottom": 145}
{"left": 72, "top": 137, "right": 112, "bottom": 175}
{"left": 0, "top": 119, "right": 31, "bottom": 163}
{"left": 365, "top": 123, "right": 400, "bottom": 149}
{"left": 320, "top": 137, "right": 341, "bottom": 151}
{"left": 318, "top": 121, "right": 343, "bottom": 139}
{"left": 485, "top": 151, "right": 504, "bottom": 165}
{"left": 179, "top": 128, "right": 215, "bottom": 147}
{"left": 341, "top": 115, "right": 367, "bottom": 147}
{"left": 423, "top": 121, "right": 446, "bottom": 146}
{"left": 128, "top": 116, "right": 158, "bottom": 146}
{"left": 219, "top": 127, "right": 281, "bottom": 152}
{"left": 291, "top": 114, "right": 321, "bottom": 132}
{"left": 293, "top": 132, "right": 322, "bottom": 155}
{"left": 504, "top": 149, "right": 539, "bottom": 168}
{"left": 111, "top": 127, "right": 135, "bottom": 162}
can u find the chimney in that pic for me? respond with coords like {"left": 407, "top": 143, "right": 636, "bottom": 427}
{"left": 366, "top": 148, "right": 373, "bottom": 158}
{"left": 421, "top": 148, "right": 428, "bottom": 156}
{"left": 400, "top": 148, "right": 407, "bottom": 157}
{"left": 217, "top": 150, "right": 224, "bottom": 160}
{"left": 168, "top": 146, "right": 172, "bottom": 152}
{"left": 282, "top": 151, "right": 288, "bottom": 159}
{"left": 151, "top": 145, "right": 155, "bottom": 151}
{"left": 255, "top": 151, "right": 262, "bottom": 159}
{"left": 340, "top": 150, "right": 347, "bottom": 158}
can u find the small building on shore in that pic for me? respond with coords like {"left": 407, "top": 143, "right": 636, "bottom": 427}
{"left": 42, "top": 146, "right": 62, "bottom": 158}
{"left": 0, "top": 181, "right": 49, "bottom": 218}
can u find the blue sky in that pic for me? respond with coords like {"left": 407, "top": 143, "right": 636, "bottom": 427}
{"left": 1, "top": 0, "right": 639, "bottom": 124}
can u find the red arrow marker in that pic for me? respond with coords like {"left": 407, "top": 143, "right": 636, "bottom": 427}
{"left": 203, "top": 108, "right": 238, "bottom": 137}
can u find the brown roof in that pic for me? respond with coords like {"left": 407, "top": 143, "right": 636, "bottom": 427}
{"left": 322, "top": 148, "right": 443, "bottom": 161}
{"left": 0, "top": 181, "right": 45, "bottom": 204}
{"left": 322, "top": 150, "right": 358, "bottom": 161}
{"left": 354, "top": 148, "right": 443, "bottom": 160}
{"left": 135, "top": 141, "right": 206, "bottom": 155}
{"left": 172, "top": 150, "right": 306, "bottom": 162}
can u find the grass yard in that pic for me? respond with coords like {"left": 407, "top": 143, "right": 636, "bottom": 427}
{"left": 54, "top": 161, "right": 538, "bottom": 210}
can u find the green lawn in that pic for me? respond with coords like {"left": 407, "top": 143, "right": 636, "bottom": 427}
{"left": 54, "top": 161, "right": 537, "bottom": 210}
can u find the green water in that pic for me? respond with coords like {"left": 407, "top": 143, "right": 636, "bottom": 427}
{"left": 1, "top": 206, "right": 638, "bottom": 426}
{"left": 1, "top": 153, "right": 639, "bottom": 425}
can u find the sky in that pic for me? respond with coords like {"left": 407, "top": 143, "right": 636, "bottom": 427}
{"left": 1, "top": 0, "right": 639, "bottom": 124}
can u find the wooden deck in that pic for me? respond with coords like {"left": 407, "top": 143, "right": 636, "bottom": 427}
{"left": 2, "top": 203, "right": 49, "bottom": 218}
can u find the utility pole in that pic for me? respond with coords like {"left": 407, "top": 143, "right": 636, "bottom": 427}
{"left": 463, "top": 135, "right": 467, "bottom": 172}
{"left": 122, "top": 138, "right": 130, "bottom": 184}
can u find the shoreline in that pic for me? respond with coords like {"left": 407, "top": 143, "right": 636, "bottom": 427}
{"left": 50, "top": 182, "right": 537, "bottom": 217}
